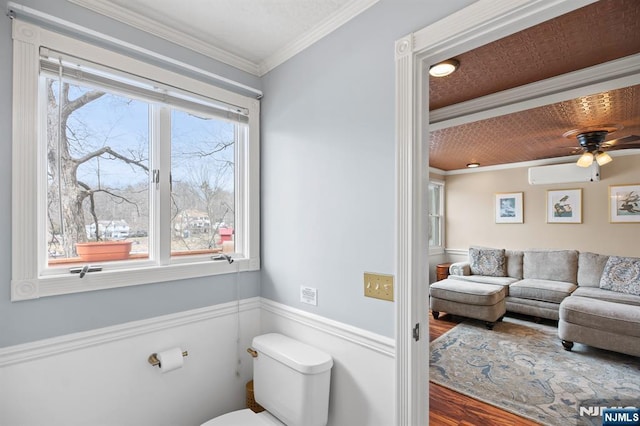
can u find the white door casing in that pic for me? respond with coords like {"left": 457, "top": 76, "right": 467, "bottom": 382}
{"left": 394, "top": 1, "right": 597, "bottom": 424}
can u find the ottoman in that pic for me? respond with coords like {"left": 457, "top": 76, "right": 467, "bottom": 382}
{"left": 430, "top": 278, "right": 507, "bottom": 329}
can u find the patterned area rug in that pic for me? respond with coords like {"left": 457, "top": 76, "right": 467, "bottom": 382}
{"left": 430, "top": 316, "right": 640, "bottom": 425}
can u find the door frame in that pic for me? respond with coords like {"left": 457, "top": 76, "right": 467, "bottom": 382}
{"left": 394, "top": 0, "right": 596, "bottom": 423}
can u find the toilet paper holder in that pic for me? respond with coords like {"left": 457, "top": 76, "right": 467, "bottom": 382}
{"left": 148, "top": 350, "right": 188, "bottom": 367}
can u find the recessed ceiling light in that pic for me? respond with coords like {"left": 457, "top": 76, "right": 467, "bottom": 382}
{"left": 429, "top": 59, "right": 460, "bottom": 77}
{"left": 466, "top": 162, "right": 480, "bottom": 168}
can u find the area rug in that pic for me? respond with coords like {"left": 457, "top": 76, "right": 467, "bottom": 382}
{"left": 430, "top": 316, "right": 640, "bottom": 425}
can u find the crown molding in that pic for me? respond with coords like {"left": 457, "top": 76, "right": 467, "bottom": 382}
{"left": 68, "top": 0, "right": 379, "bottom": 77}
{"left": 443, "top": 149, "right": 640, "bottom": 175}
{"left": 67, "top": 0, "right": 260, "bottom": 75}
{"left": 258, "top": 0, "right": 379, "bottom": 75}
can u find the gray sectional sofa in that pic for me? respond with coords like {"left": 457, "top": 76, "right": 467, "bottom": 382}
{"left": 430, "top": 247, "right": 640, "bottom": 357}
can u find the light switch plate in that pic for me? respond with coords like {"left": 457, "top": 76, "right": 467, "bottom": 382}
{"left": 364, "top": 272, "right": 394, "bottom": 302}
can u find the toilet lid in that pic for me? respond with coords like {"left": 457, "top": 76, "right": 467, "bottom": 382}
{"left": 202, "top": 409, "right": 284, "bottom": 426}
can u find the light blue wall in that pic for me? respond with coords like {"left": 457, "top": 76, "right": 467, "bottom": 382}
{"left": 260, "top": 0, "right": 475, "bottom": 337}
{"left": 0, "top": 0, "right": 262, "bottom": 348}
{"left": 1, "top": 0, "right": 477, "bottom": 347}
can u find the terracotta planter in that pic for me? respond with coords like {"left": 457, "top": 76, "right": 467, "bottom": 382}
{"left": 76, "top": 241, "right": 132, "bottom": 262}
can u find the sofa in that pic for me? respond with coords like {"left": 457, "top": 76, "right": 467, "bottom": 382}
{"left": 430, "top": 247, "right": 640, "bottom": 357}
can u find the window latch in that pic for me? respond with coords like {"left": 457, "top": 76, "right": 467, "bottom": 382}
{"left": 153, "top": 169, "right": 160, "bottom": 189}
{"left": 412, "top": 323, "right": 420, "bottom": 342}
{"left": 70, "top": 265, "right": 102, "bottom": 278}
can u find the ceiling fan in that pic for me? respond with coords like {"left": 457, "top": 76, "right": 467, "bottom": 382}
{"left": 562, "top": 125, "right": 640, "bottom": 167}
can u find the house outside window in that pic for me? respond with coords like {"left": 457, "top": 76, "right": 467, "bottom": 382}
{"left": 11, "top": 20, "right": 260, "bottom": 300}
{"left": 428, "top": 181, "right": 444, "bottom": 254}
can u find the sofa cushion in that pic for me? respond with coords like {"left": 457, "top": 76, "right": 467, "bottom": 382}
{"left": 559, "top": 296, "right": 640, "bottom": 338}
{"left": 577, "top": 252, "right": 610, "bottom": 287}
{"left": 449, "top": 274, "right": 517, "bottom": 288}
{"left": 505, "top": 250, "right": 524, "bottom": 279}
{"left": 469, "top": 246, "right": 506, "bottom": 277}
{"left": 599, "top": 256, "right": 640, "bottom": 296}
{"left": 430, "top": 279, "right": 505, "bottom": 306}
{"left": 572, "top": 287, "right": 640, "bottom": 307}
{"left": 509, "top": 278, "right": 577, "bottom": 304}
{"left": 523, "top": 249, "right": 578, "bottom": 284}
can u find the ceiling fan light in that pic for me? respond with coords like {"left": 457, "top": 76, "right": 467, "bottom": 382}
{"left": 576, "top": 152, "right": 594, "bottom": 167}
{"left": 429, "top": 59, "right": 460, "bottom": 77}
{"left": 595, "top": 151, "right": 612, "bottom": 166}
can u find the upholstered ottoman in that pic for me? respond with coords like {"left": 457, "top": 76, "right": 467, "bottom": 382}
{"left": 430, "top": 278, "right": 507, "bottom": 329}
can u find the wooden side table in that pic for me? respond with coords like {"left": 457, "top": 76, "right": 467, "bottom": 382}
{"left": 436, "top": 262, "right": 452, "bottom": 281}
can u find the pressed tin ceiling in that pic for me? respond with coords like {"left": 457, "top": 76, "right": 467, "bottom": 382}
{"left": 429, "top": 0, "right": 640, "bottom": 171}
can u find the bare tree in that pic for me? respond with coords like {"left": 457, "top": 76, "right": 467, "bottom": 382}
{"left": 47, "top": 81, "right": 149, "bottom": 257}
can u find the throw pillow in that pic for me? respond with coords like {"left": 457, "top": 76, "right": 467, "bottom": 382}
{"left": 599, "top": 256, "right": 640, "bottom": 296}
{"left": 469, "top": 247, "right": 506, "bottom": 277}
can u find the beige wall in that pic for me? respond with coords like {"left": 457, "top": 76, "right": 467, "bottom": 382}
{"left": 444, "top": 153, "right": 640, "bottom": 257}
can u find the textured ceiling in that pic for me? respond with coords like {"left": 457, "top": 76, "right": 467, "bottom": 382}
{"left": 429, "top": 0, "right": 640, "bottom": 171}
{"left": 69, "top": 0, "right": 376, "bottom": 75}
{"left": 107, "top": 0, "right": 353, "bottom": 63}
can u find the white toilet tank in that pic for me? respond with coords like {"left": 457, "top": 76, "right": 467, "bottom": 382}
{"left": 251, "top": 333, "right": 333, "bottom": 426}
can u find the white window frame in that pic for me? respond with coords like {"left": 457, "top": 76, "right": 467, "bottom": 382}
{"left": 428, "top": 180, "right": 444, "bottom": 255}
{"left": 11, "top": 20, "right": 260, "bottom": 301}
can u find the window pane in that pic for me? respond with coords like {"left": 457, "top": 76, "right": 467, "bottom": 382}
{"left": 429, "top": 184, "right": 440, "bottom": 215}
{"left": 46, "top": 78, "right": 150, "bottom": 265}
{"left": 170, "top": 109, "right": 235, "bottom": 256}
{"left": 428, "top": 216, "right": 440, "bottom": 247}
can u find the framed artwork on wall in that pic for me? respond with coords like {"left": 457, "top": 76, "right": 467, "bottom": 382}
{"left": 609, "top": 184, "right": 640, "bottom": 223}
{"left": 547, "top": 189, "right": 582, "bottom": 224}
{"left": 495, "top": 192, "right": 523, "bottom": 223}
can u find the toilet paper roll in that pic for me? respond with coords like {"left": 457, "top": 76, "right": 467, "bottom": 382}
{"left": 156, "top": 347, "right": 184, "bottom": 373}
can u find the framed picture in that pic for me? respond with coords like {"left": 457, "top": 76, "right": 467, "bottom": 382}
{"left": 547, "top": 189, "right": 582, "bottom": 224}
{"left": 609, "top": 184, "right": 640, "bottom": 223}
{"left": 495, "top": 192, "right": 523, "bottom": 223}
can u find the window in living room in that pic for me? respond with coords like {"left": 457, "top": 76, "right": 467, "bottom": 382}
{"left": 11, "top": 20, "right": 260, "bottom": 300}
{"left": 428, "top": 180, "right": 444, "bottom": 254}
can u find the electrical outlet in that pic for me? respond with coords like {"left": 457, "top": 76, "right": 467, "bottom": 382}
{"left": 364, "top": 272, "right": 394, "bottom": 302}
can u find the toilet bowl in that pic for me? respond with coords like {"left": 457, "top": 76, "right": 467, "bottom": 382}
{"left": 202, "top": 408, "right": 283, "bottom": 426}
{"left": 201, "top": 333, "right": 333, "bottom": 426}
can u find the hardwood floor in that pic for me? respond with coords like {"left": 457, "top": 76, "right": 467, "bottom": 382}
{"left": 428, "top": 312, "right": 541, "bottom": 426}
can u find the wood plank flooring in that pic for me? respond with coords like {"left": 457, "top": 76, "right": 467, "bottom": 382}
{"left": 428, "top": 312, "right": 541, "bottom": 426}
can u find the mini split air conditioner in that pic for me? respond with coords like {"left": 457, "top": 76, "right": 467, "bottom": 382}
{"left": 528, "top": 163, "right": 600, "bottom": 185}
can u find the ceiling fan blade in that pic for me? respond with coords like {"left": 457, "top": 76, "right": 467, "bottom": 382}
{"left": 601, "top": 135, "right": 640, "bottom": 149}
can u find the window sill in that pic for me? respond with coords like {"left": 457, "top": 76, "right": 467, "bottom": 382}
{"left": 47, "top": 248, "right": 224, "bottom": 266}
{"left": 11, "top": 256, "right": 260, "bottom": 301}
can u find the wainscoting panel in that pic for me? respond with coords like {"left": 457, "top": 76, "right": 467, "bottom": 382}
{"left": 0, "top": 298, "right": 261, "bottom": 426}
{"left": 260, "top": 298, "right": 396, "bottom": 426}
{"left": 0, "top": 298, "right": 395, "bottom": 425}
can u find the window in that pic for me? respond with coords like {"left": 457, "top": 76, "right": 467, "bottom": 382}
{"left": 428, "top": 181, "right": 444, "bottom": 254}
{"left": 11, "top": 21, "right": 260, "bottom": 300}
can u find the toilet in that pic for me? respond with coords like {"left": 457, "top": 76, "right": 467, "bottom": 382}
{"left": 202, "top": 333, "right": 334, "bottom": 426}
